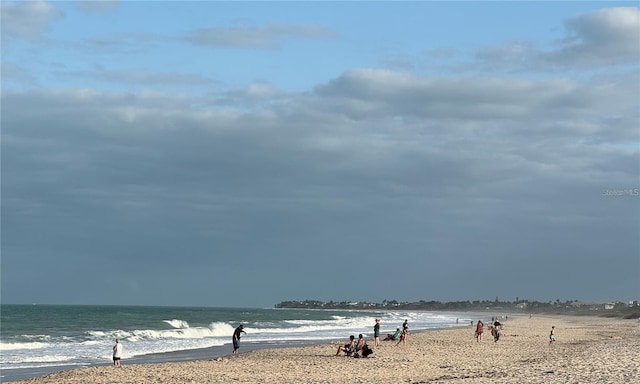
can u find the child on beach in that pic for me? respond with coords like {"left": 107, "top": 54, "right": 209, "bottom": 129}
{"left": 396, "top": 327, "right": 408, "bottom": 346}
{"left": 475, "top": 320, "right": 484, "bottom": 342}
{"left": 549, "top": 326, "right": 555, "bottom": 344}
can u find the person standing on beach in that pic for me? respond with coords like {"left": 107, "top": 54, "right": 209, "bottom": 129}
{"left": 549, "top": 326, "right": 556, "bottom": 344}
{"left": 373, "top": 319, "right": 381, "bottom": 347}
{"left": 475, "top": 320, "right": 484, "bottom": 342}
{"left": 232, "top": 324, "right": 246, "bottom": 355}
{"left": 402, "top": 320, "right": 409, "bottom": 340}
{"left": 396, "top": 322, "right": 408, "bottom": 346}
{"left": 112, "top": 339, "right": 122, "bottom": 367}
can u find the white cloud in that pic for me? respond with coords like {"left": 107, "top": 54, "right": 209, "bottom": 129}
{"left": 471, "top": 7, "right": 639, "bottom": 71}
{"left": 313, "top": 69, "right": 638, "bottom": 135}
{"left": 549, "top": 7, "right": 640, "bottom": 67}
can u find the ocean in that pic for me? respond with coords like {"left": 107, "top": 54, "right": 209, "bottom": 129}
{"left": 0, "top": 304, "right": 485, "bottom": 382}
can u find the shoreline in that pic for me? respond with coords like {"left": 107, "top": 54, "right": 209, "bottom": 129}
{"left": 7, "top": 314, "right": 640, "bottom": 383}
{"left": 1, "top": 338, "right": 332, "bottom": 383}
{"left": 2, "top": 310, "right": 483, "bottom": 383}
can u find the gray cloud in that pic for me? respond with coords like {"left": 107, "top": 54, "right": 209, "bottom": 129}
{"left": 1, "top": 62, "right": 37, "bottom": 85}
{"left": 75, "top": 0, "right": 118, "bottom": 13}
{"left": 429, "top": 47, "right": 457, "bottom": 59}
{"left": 0, "top": 0, "right": 63, "bottom": 40}
{"left": 185, "top": 23, "right": 337, "bottom": 48}
{"left": 2, "top": 6, "right": 638, "bottom": 306}
{"left": 3, "top": 64, "right": 638, "bottom": 305}
{"left": 93, "top": 70, "right": 218, "bottom": 87}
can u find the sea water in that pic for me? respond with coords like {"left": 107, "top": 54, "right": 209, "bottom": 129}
{"left": 0, "top": 304, "right": 484, "bottom": 382}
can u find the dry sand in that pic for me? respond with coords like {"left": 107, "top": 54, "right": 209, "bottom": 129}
{"left": 11, "top": 314, "right": 639, "bottom": 383}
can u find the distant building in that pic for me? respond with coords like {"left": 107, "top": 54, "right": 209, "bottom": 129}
{"left": 604, "top": 302, "right": 615, "bottom": 310}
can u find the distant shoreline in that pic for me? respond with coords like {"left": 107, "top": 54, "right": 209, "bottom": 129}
{"left": 275, "top": 300, "right": 640, "bottom": 318}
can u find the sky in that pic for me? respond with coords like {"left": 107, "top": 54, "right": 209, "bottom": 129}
{"left": 1, "top": 1, "right": 639, "bottom": 308}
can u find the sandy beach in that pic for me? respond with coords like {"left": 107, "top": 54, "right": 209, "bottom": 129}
{"left": 11, "top": 314, "right": 639, "bottom": 384}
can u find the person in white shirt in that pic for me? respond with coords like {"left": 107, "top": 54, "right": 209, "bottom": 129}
{"left": 113, "top": 339, "right": 123, "bottom": 366}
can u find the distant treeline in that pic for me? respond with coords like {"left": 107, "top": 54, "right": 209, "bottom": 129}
{"left": 275, "top": 299, "right": 640, "bottom": 318}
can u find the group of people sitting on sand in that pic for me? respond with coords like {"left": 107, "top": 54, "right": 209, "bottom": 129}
{"left": 335, "top": 319, "right": 410, "bottom": 357}
{"left": 335, "top": 334, "right": 374, "bottom": 358}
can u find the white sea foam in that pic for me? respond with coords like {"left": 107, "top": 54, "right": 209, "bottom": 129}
{"left": 0, "top": 307, "right": 480, "bottom": 380}
{"left": 207, "top": 322, "right": 235, "bottom": 337}
{"left": 2, "top": 354, "right": 77, "bottom": 364}
{"left": 0, "top": 342, "right": 47, "bottom": 351}
{"left": 164, "top": 319, "right": 190, "bottom": 329}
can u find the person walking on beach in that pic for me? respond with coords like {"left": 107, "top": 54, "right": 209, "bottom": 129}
{"left": 492, "top": 321, "right": 502, "bottom": 343}
{"left": 549, "top": 326, "right": 556, "bottom": 345}
{"left": 232, "top": 324, "right": 246, "bottom": 355}
{"left": 373, "top": 319, "right": 381, "bottom": 347}
{"left": 475, "top": 320, "right": 484, "bottom": 342}
{"left": 112, "top": 339, "right": 122, "bottom": 367}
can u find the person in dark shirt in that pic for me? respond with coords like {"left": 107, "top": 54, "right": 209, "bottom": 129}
{"left": 373, "top": 319, "right": 380, "bottom": 347}
{"left": 232, "top": 324, "right": 246, "bottom": 355}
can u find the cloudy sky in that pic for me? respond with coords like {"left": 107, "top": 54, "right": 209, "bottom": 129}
{"left": 2, "top": 1, "right": 638, "bottom": 308}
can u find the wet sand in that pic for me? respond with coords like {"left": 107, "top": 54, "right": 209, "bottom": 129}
{"left": 11, "top": 314, "right": 639, "bottom": 383}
